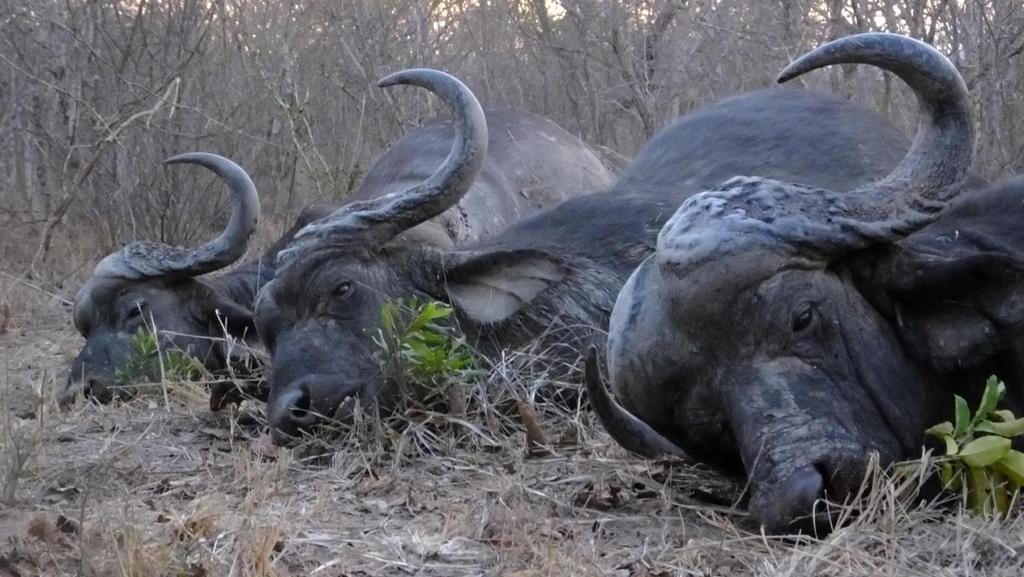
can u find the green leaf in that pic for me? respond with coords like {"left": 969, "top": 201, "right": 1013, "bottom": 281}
{"left": 926, "top": 423, "right": 959, "bottom": 455}
{"left": 975, "top": 417, "right": 1024, "bottom": 438}
{"left": 993, "top": 409, "right": 1018, "bottom": 422}
{"left": 407, "top": 301, "right": 452, "bottom": 334}
{"left": 424, "top": 300, "right": 454, "bottom": 321}
{"left": 954, "top": 395, "right": 971, "bottom": 438}
{"left": 379, "top": 301, "right": 398, "bottom": 335}
{"left": 944, "top": 435, "right": 959, "bottom": 456}
{"left": 959, "top": 435, "right": 1012, "bottom": 468}
{"left": 992, "top": 449, "right": 1024, "bottom": 486}
{"left": 974, "top": 376, "right": 1006, "bottom": 423}
{"left": 374, "top": 296, "right": 476, "bottom": 402}
{"left": 926, "top": 421, "right": 953, "bottom": 438}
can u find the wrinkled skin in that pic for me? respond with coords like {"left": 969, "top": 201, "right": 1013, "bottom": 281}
{"left": 599, "top": 33, "right": 1024, "bottom": 535}
{"left": 258, "top": 83, "right": 946, "bottom": 444}
{"left": 349, "top": 109, "right": 616, "bottom": 248}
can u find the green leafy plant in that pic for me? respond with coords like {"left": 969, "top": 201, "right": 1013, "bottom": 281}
{"left": 115, "top": 326, "right": 204, "bottom": 388}
{"left": 925, "top": 376, "right": 1024, "bottom": 516}
{"left": 373, "top": 297, "right": 477, "bottom": 409}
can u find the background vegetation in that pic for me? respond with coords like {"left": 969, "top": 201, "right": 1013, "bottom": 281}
{"left": 2, "top": 0, "right": 1023, "bottom": 283}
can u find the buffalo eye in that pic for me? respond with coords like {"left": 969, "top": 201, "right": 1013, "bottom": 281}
{"left": 791, "top": 305, "right": 814, "bottom": 333}
{"left": 333, "top": 281, "right": 352, "bottom": 298}
{"left": 125, "top": 301, "right": 147, "bottom": 323}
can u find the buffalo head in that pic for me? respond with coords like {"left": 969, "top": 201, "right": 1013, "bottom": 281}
{"left": 64, "top": 154, "right": 260, "bottom": 404}
{"left": 593, "top": 33, "right": 991, "bottom": 534}
{"left": 255, "top": 69, "right": 491, "bottom": 443}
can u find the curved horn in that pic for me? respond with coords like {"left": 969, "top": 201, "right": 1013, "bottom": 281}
{"left": 584, "top": 347, "right": 691, "bottom": 460}
{"left": 94, "top": 152, "right": 260, "bottom": 280}
{"left": 778, "top": 32, "right": 973, "bottom": 212}
{"left": 278, "top": 68, "right": 488, "bottom": 266}
{"left": 655, "top": 34, "right": 977, "bottom": 276}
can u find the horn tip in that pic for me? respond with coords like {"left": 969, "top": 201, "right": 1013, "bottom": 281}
{"left": 776, "top": 65, "right": 801, "bottom": 85}
{"left": 377, "top": 69, "right": 420, "bottom": 88}
{"left": 776, "top": 53, "right": 821, "bottom": 85}
{"left": 164, "top": 151, "right": 214, "bottom": 166}
{"left": 377, "top": 68, "right": 454, "bottom": 89}
{"left": 376, "top": 76, "right": 398, "bottom": 88}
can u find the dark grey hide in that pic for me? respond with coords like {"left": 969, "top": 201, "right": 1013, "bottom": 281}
{"left": 350, "top": 108, "right": 617, "bottom": 250}
{"left": 256, "top": 61, "right": 942, "bottom": 445}
{"left": 592, "top": 33, "right": 1017, "bottom": 535}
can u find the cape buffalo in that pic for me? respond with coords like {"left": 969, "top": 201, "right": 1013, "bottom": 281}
{"left": 63, "top": 70, "right": 613, "bottom": 407}
{"left": 257, "top": 61, "right": 935, "bottom": 444}
{"left": 65, "top": 153, "right": 265, "bottom": 405}
{"left": 589, "top": 33, "right": 1021, "bottom": 534}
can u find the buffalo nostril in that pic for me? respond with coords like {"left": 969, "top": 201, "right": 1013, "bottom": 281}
{"left": 289, "top": 407, "right": 315, "bottom": 422}
{"left": 270, "top": 386, "right": 320, "bottom": 445}
{"left": 293, "top": 383, "right": 311, "bottom": 411}
{"left": 288, "top": 384, "right": 317, "bottom": 424}
{"left": 757, "top": 466, "right": 827, "bottom": 534}
{"left": 817, "top": 453, "right": 872, "bottom": 503}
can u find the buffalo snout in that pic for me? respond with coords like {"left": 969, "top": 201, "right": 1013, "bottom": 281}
{"left": 266, "top": 375, "right": 364, "bottom": 445}
{"left": 752, "top": 450, "right": 874, "bottom": 535}
{"left": 63, "top": 372, "right": 116, "bottom": 405}
{"left": 62, "top": 331, "right": 136, "bottom": 406}
{"left": 267, "top": 383, "right": 316, "bottom": 445}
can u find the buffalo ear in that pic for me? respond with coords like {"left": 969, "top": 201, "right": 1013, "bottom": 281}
{"left": 212, "top": 300, "right": 258, "bottom": 341}
{"left": 844, "top": 178, "right": 1024, "bottom": 372}
{"left": 197, "top": 289, "right": 258, "bottom": 342}
{"left": 441, "top": 249, "right": 565, "bottom": 324}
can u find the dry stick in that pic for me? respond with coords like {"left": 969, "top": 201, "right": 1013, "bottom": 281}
{"left": 146, "top": 311, "right": 172, "bottom": 412}
{"left": 259, "top": 60, "right": 330, "bottom": 199}
{"left": 343, "top": 95, "right": 369, "bottom": 195}
{"left": 30, "top": 78, "right": 181, "bottom": 270}
{"left": 0, "top": 269, "right": 73, "bottom": 306}
{"left": 336, "top": 33, "right": 402, "bottom": 125}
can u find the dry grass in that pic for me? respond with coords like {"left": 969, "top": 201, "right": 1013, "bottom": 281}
{"left": 1, "top": 289, "right": 1023, "bottom": 577}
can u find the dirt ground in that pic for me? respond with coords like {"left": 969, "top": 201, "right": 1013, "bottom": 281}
{"left": 1, "top": 279, "right": 1023, "bottom": 577}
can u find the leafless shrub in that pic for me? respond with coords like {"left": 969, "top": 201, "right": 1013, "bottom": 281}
{"left": 2, "top": 1, "right": 1023, "bottom": 285}
{"left": 1, "top": 366, "right": 41, "bottom": 505}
